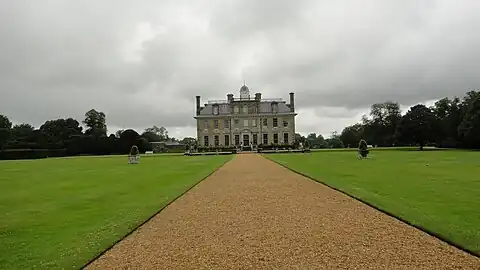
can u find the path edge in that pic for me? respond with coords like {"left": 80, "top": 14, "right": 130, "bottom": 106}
{"left": 263, "top": 154, "right": 480, "bottom": 259}
{"left": 81, "top": 156, "right": 234, "bottom": 269}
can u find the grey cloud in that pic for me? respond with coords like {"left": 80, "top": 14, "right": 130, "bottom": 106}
{"left": 1, "top": 0, "right": 479, "bottom": 137}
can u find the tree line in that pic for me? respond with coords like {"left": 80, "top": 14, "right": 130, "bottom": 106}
{"left": 0, "top": 109, "right": 196, "bottom": 159}
{"left": 296, "top": 89, "right": 480, "bottom": 150}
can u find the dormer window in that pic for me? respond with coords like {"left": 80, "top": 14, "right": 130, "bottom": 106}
{"left": 213, "top": 105, "right": 219, "bottom": 115}
{"left": 272, "top": 103, "right": 278, "bottom": 113}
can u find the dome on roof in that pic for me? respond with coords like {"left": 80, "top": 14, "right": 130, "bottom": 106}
{"left": 240, "top": 85, "right": 249, "bottom": 92}
{"left": 239, "top": 84, "right": 250, "bottom": 98}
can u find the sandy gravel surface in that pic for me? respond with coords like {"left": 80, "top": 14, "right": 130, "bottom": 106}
{"left": 86, "top": 154, "right": 480, "bottom": 269}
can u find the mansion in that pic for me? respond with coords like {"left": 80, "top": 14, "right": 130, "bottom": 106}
{"left": 194, "top": 85, "right": 297, "bottom": 147}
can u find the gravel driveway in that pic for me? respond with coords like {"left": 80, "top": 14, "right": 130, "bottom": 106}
{"left": 85, "top": 154, "right": 480, "bottom": 269}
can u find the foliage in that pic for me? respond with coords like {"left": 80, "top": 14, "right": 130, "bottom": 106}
{"left": 340, "top": 124, "right": 364, "bottom": 148}
{"left": 129, "top": 145, "right": 139, "bottom": 156}
{"left": 395, "top": 104, "right": 436, "bottom": 150}
{"left": 0, "top": 114, "right": 12, "bottom": 150}
{"left": 83, "top": 109, "right": 107, "bottom": 137}
{"left": 0, "top": 149, "right": 67, "bottom": 160}
{"left": 269, "top": 150, "right": 480, "bottom": 255}
{"left": 144, "top": 125, "right": 168, "bottom": 141}
{"left": 458, "top": 91, "right": 480, "bottom": 148}
{"left": 358, "top": 139, "right": 369, "bottom": 158}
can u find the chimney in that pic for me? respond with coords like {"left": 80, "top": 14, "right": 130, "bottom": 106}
{"left": 227, "top": 94, "right": 234, "bottom": 103}
{"left": 196, "top": 96, "right": 201, "bottom": 115}
{"left": 255, "top": 93, "right": 262, "bottom": 101}
{"left": 289, "top": 92, "right": 295, "bottom": 112}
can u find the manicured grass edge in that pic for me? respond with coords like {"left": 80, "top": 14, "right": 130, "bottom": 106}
{"left": 81, "top": 157, "right": 233, "bottom": 269}
{"left": 263, "top": 155, "right": 480, "bottom": 258}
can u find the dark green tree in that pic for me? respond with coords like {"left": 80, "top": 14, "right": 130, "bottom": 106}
{"left": 358, "top": 139, "right": 369, "bottom": 158}
{"left": 458, "top": 91, "right": 480, "bottom": 148}
{"left": 340, "top": 123, "right": 364, "bottom": 148}
{"left": 83, "top": 109, "right": 107, "bottom": 137}
{"left": 396, "top": 104, "right": 436, "bottom": 150}
{"left": 0, "top": 114, "right": 12, "bottom": 150}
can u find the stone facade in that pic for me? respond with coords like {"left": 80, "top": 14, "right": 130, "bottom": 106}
{"left": 194, "top": 85, "right": 297, "bottom": 147}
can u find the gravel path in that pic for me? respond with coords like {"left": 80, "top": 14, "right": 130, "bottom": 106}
{"left": 86, "top": 154, "right": 480, "bottom": 269}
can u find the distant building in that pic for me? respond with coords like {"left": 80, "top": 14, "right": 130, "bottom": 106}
{"left": 194, "top": 84, "right": 297, "bottom": 147}
{"left": 151, "top": 141, "right": 185, "bottom": 152}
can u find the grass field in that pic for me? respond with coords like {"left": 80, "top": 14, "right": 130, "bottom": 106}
{"left": 268, "top": 150, "right": 480, "bottom": 256}
{"left": 0, "top": 154, "right": 231, "bottom": 269}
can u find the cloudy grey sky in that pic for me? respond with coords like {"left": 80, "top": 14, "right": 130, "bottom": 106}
{"left": 1, "top": 0, "right": 479, "bottom": 138}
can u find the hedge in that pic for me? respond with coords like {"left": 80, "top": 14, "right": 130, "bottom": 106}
{"left": 0, "top": 149, "right": 67, "bottom": 160}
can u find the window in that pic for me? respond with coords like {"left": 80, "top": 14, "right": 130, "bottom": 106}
{"left": 213, "top": 105, "right": 219, "bottom": 115}
{"left": 263, "top": 119, "right": 268, "bottom": 126}
{"left": 283, "top": 120, "right": 288, "bottom": 127}
{"left": 284, "top": 133, "right": 289, "bottom": 144}
{"left": 224, "top": 135, "right": 230, "bottom": 146}
{"left": 263, "top": 133, "right": 268, "bottom": 144}
{"left": 273, "top": 133, "right": 278, "bottom": 144}
{"left": 243, "top": 105, "right": 248, "bottom": 114}
{"left": 204, "top": 120, "right": 208, "bottom": 129}
{"left": 214, "top": 135, "right": 219, "bottom": 146}
{"left": 244, "top": 119, "right": 249, "bottom": 127}
{"left": 273, "top": 118, "right": 278, "bottom": 127}
{"left": 224, "top": 119, "right": 230, "bottom": 129}
{"left": 272, "top": 103, "right": 278, "bottom": 113}
{"left": 214, "top": 120, "right": 219, "bottom": 129}
{"left": 234, "top": 106, "right": 239, "bottom": 114}
{"left": 252, "top": 119, "right": 257, "bottom": 127}
{"left": 235, "top": 135, "right": 240, "bottom": 146}
{"left": 204, "top": 136, "right": 209, "bottom": 146}
{"left": 253, "top": 134, "right": 258, "bottom": 145}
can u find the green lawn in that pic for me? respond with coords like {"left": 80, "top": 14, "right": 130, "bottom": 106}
{"left": 268, "top": 150, "right": 480, "bottom": 255}
{"left": 0, "top": 155, "right": 231, "bottom": 269}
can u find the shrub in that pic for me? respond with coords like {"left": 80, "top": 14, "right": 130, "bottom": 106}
{"left": 129, "top": 145, "right": 139, "bottom": 156}
{"left": 358, "top": 139, "right": 369, "bottom": 158}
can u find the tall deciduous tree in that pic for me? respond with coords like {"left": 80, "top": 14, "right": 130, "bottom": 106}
{"left": 396, "top": 104, "right": 436, "bottom": 150}
{"left": 83, "top": 109, "right": 107, "bottom": 137}
{"left": 363, "top": 101, "right": 402, "bottom": 146}
{"left": 340, "top": 123, "right": 364, "bottom": 148}
{"left": 458, "top": 91, "right": 480, "bottom": 148}
{"left": 144, "top": 126, "right": 168, "bottom": 141}
{"left": 431, "top": 97, "right": 462, "bottom": 147}
{"left": 0, "top": 115, "right": 13, "bottom": 149}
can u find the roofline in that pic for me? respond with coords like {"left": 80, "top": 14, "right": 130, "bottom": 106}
{"left": 194, "top": 112, "right": 298, "bottom": 119}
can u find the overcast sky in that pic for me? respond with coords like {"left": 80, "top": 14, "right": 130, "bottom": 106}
{"left": 1, "top": 0, "right": 479, "bottom": 138}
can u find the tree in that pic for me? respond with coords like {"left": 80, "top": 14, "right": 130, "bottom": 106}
{"left": 363, "top": 102, "right": 402, "bottom": 146}
{"left": 304, "top": 133, "right": 326, "bottom": 148}
{"left": 340, "top": 123, "right": 364, "bottom": 148}
{"left": 358, "top": 139, "right": 369, "bottom": 158}
{"left": 325, "top": 133, "right": 344, "bottom": 148}
{"left": 83, "top": 109, "right": 107, "bottom": 137}
{"left": 9, "top": 124, "right": 35, "bottom": 148}
{"left": 115, "top": 129, "right": 124, "bottom": 138}
{"left": 141, "top": 131, "right": 162, "bottom": 142}
{"left": 396, "top": 104, "right": 436, "bottom": 150}
{"left": 180, "top": 137, "right": 197, "bottom": 146}
{"left": 431, "top": 97, "right": 462, "bottom": 147}
{"left": 40, "top": 118, "right": 82, "bottom": 141}
{"left": 0, "top": 115, "right": 13, "bottom": 150}
{"left": 144, "top": 126, "right": 168, "bottom": 141}
{"left": 458, "top": 91, "right": 480, "bottom": 148}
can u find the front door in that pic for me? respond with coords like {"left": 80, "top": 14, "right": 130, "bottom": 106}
{"left": 243, "top": 134, "right": 249, "bottom": 146}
